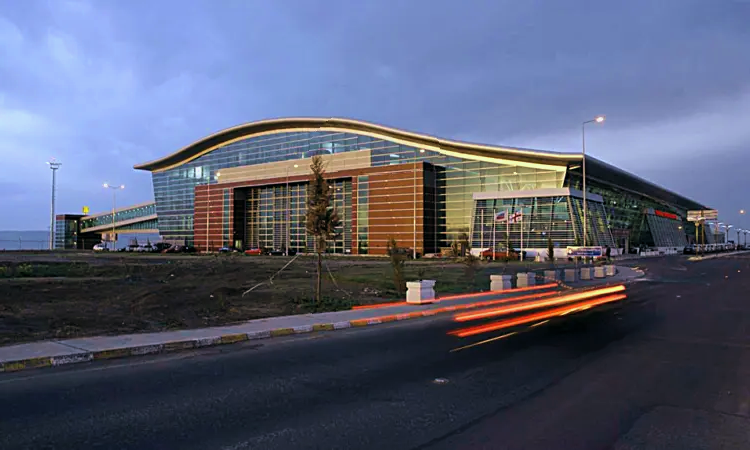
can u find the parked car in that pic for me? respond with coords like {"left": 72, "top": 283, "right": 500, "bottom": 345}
{"left": 479, "top": 248, "right": 521, "bottom": 260}
{"left": 153, "top": 242, "right": 172, "bottom": 252}
{"left": 244, "top": 248, "right": 262, "bottom": 256}
{"left": 93, "top": 243, "right": 108, "bottom": 252}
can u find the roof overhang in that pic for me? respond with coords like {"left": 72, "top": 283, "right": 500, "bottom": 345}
{"left": 134, "top": 117, "right": 579, "bottom": 173}
{"left": 584, "top": 157, "right": 710, "bottom": 212}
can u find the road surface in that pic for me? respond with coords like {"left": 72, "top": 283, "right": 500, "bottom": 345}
{"left": 1, "top": 256, "right": 749, "bottom": 449}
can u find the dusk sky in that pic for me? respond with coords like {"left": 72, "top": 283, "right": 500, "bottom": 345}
{"left": 1, "top": 0, "right": 749, "bottom": 232}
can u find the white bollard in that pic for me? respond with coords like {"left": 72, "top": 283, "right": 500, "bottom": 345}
{"left": 543, "top": 270, "right": 558, "bottom": 282}
{"left": 406, "top": 280, "right": 436, "bottom": 304}
{"left": 564, "top": 268, "right": 577, "bottom": 283}
{"left": 516, "top": 272, "right": 534, "bottom": 288}
{"left": 605, "top": 265, "right": 616, "bottom": 276}
{"left": 490, "top": 274, "right": 513, "bottom": 291}
{"left": 580, "top": 267, "right": 593, "bottom": 280}
{"left": 594, "top": 266, "right": 606, "bottom": 278}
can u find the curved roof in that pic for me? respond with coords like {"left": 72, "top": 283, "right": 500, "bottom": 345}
{"left": 133, "top": 117, "right": 579, "bottom": 172}
{"left": 134, "top": 116, "right": 709, "bottom": 212}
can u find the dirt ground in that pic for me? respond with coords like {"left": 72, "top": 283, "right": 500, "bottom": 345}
{"left": 0, "top": 252, "right": 523, "bottom": 346}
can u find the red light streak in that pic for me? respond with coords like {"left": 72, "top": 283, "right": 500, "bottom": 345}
{"left": 449, "top": 293, "right": 627, "bottom": 338}
{"left": 453, "top": 285, "right": 626, "bottom": 322}
{"left": 350, "top": 283, "right": 558, "bottom": 311}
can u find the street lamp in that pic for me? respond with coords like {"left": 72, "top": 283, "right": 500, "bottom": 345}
{"left": 581, "top": 115, "right": 605, "bottom": 249}
{"left": 723, "top": 224, "right": 733, "bottom": 244}
{"left": 103, "top": 183, "right": 124, "bottom": 250}
{"left": 414, "top": 148, "right": 425, "bottom": 259}
{"left": 740, "top": 210, "right": 746, "bottom": 244}
{"left": 47, "top": 159, "right": 62, "bottom": 250}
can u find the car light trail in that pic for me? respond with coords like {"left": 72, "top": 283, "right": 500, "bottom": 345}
{"left": 453, "top": 285, "right": 626, "bottom": 322}
{"left": 449, "top": 293, "right": 627, "bottom": 338}
{"left": 351, "top": 283, "right": 559, "bottom": 311}
{"left": 450, "top": 331, "right": 519, "bottom": 352}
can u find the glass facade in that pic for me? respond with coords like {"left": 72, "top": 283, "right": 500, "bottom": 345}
{"left": 153, "top": 130, "right": 565, "bottom": 247}
{"left": 54, "top": 216, "right": 81, "bottom": 249}
{"left": 356, "top": 176, "right": 369, "bottom": 254}
{"left": 240, "top": 179, "right": 352, "bottom": 253}
{"left": 566, "top": 171, "right": 690, "bottom": 249}
{"left": 644, "top": 213, "right": 688, "bottom": 248}
{"left": 471, "top": 195, "right": 615, "bottom": 251}
{"left": 144, "top": 124, "right": 704, "bottom": 253}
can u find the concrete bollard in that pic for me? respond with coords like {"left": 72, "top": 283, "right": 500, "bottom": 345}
{"left": 580, "top": 267, "right": 593, "bottom": 280}
{"left": 594, "top": 266, "right": 606, "bottom": 278}
{"left": 516, "top": 272, "right": 535, "bottom": 288}
{"left": 490, "top": 274, "right": 513, "bottom": 291}
{"left": 564, "top": 268, "right": 577, "bottom": 283}
{"left": 406, "top": 280, "right": 436, "bottom": 304}
{"left": 605, "top": 265, "right": 616, "bottom": 276}
{"left": 543, "top": 269, "right": 558, "bottom": 283}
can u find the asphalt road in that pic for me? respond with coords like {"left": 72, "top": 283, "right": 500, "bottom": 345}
{"left": 1, "top": 255, "right": 749, "bottom": 449}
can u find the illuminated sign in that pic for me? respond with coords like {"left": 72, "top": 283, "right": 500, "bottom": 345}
{"left": 654, "top": 210, "right": 678, "bottom": 220}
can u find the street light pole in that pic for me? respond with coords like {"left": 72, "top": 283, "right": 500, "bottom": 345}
{"left": 47, "top": 159, "right": 62, "bottom": 250}
{"left": 103, "top": 183, "right": 124, "bottom": 250}
{"left": 581, "top": 116, "right": 605, "bottom": 250}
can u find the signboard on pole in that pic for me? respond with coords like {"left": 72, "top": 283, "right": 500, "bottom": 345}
{"left": 687, "top": 210, "right": 718, "bottom": 222}
{"left": 566, "top": 246, "right": 603, "bottom": 257}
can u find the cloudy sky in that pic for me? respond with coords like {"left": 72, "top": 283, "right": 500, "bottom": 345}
{"left": 1, "top": 0, "right": 749, "bottom": 232}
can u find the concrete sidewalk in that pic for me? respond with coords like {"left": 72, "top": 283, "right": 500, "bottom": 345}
{"left": 0, "top": 266, "right": 642, "bottom": 373}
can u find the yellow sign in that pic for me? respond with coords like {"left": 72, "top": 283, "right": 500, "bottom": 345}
{"left": 83, "top": 206, "right": 90, "bottom": 214}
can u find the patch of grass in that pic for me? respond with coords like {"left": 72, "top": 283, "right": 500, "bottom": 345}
{"left": 0, "top": 262, "right": 94, "bottom": 278}
{"left": 293, "top": 296, "right": 355, "bottom": 313}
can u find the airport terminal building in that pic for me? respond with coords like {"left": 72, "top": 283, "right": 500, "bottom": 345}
{"left": 114, "top": 117, "right": 708, "bottom": 256}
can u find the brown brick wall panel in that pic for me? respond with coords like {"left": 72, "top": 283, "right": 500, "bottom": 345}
{"left": 194, "top": 162, "right": 427, "bottom": 253}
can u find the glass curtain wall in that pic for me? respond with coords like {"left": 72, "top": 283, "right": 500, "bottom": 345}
{"left": 356, "top": 176, "right": 369, "bottom": 254}
{"left": 471, "top": 196, "right": 614, "bottom": 250}
{"left": 566, "top": 170, "right": 688, "bottom": 248}
{"left": 54, "top": 218, "right": 79, "bottom": 249}
{"left": 242, "top": 179, "right": 352, "bottom": 253}
{"left": 153, "top": 128, "right": 565, "bottom": 247}
{"left": 646, "top": 214, "right": 688, "bottom": 247}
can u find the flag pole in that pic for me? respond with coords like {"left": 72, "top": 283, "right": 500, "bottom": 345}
{"left": 506, "top": 208, "right": 510, "bottom": 255}
{"left": 480, "top": 209, "right": 484, "bottom": 250}
{"left": 492, "top": 209, "right": 496, "bottom": 261}
{"left": 520, "top": 211, "right": 524, "bottom": 262}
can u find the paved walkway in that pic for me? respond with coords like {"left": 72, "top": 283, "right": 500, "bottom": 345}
{"left": 0, "top": 266, "right": 642, "bottom": 373}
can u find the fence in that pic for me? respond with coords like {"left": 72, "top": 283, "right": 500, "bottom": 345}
{"left": 0, "top": 240, "right": 51, "bottom": 251}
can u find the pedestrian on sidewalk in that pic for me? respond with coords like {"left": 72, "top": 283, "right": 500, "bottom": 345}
{"left": 605, "top": 245, "right": 611, "bottom": 261}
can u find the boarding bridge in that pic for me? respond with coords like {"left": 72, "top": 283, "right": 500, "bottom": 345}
{"left": 79, "top": 202, "right": 158, "bottom": 234}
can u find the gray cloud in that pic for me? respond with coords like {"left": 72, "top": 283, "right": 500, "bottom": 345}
{"left": 1, "top": 0, "right": 749, "bottom": 229}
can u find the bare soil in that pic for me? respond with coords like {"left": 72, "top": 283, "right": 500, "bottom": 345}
{"left": 0, "top": 252, "right": 515, "bottom": 346}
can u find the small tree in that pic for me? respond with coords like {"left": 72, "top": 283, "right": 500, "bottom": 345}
{"left": 458, "top": 232, "right": 470, "bottom": 257}
{"left": 547, "top": 235, "right": 554, "bottom": 262}
{"left": 386, "top": 237, "right": 406, "bottom": 295}
{"left": 306, "top": 155, "right": 341, "bottom": 303}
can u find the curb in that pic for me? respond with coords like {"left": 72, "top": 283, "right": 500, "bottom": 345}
{"left": 0, "top": 308, "right": 451, "bottom": 374}
{"left": 0, "top": 277, "right": 634, "bottom": 374}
